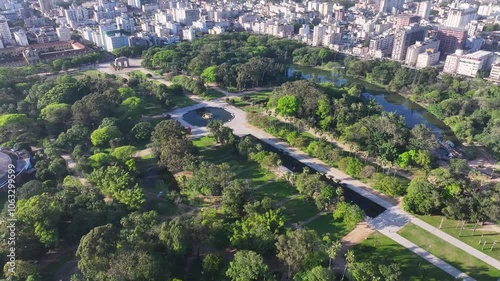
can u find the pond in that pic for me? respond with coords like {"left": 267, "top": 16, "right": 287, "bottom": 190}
{"left": 182, "top": 106, "right": 234, "bottom": 127}
{"left": 288, "top": 65, "right": 456, "bottom": 141}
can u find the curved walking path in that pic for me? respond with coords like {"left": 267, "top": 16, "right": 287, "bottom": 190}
{"left": 96, "top": 63, "right": 499, "bottom": 279}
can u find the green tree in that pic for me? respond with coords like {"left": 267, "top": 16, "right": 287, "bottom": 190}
{"left": 111, "top": 145, "right": 136, "bottom": 162}
{"left": 3, "top": 260, "right": 40, "bottom": 280}
{"left": 333, "top": 202, "right": 365, "bottom": 228}
{"left": 131, "top": 122, "right": 154, "bottom": 142}
{"left": 276, "top": 229, "right": 324, "bottom": 279}
{"left": 231, "top": 209, "right": 285, "bottom": 254}
{"left": 222, "top": 180, "right": 251, "bottom": 217}
{"left": 151, "top": 120, "right": 194, "bottom": 172}
{"left": 40, "top": 103, "right": 72, "bottom": 132}
{"left": 119, "top": 96, "right": 144, "bottom": 118}
{"left": 226, "top": 250, "right": 272, "bottom": 281}
{"left": 90, "top": 126, "right": 122, "bottom": 147}
{"left": 276, "top": 95, "right": 299, "bottom": 116}
{"left": 403, "top": 177, "right": 441, "bottom": 215}
{"left": 293, "top": 266, "right": 335, "bottom": 281}
{"left": 17, "top": 193, "right": 62, "bottom": 247}
{"left": 76, "top": 224, "right": 118, "bottom": 279}
{"left": 159, "top": 217, "right": 190, "bottom": 256}
{"left": 201, "top": 65, "right": 219, "bottom": 83}
{"left": 202, "top": 253, "right": 225, "bottom": 281}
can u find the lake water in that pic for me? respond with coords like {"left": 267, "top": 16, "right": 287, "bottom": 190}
{"left": 288, "top": 65, "right": 456, "bottom": 141}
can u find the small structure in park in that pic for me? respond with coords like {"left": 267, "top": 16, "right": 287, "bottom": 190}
{"left": 0, "top": 148, "right": 32, "bottom": 189}
{"left": 112, "top": 56, "right": 129, "bottom": 70}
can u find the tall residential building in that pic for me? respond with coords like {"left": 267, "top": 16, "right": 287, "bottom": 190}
{"left": 417, "top": 0, "right": 431, "bottom": 20}
{"left": 488, "top": 61, "right": 500, "bottom": 82}
{"left": 116, "top": 14, "right": 135, "bottom": 34}
{"left": 127, "top": 0, "right": 141, "bottom": 9}
{"left": 13, "top": 29, "right": 28, "bottom": 46}
{"left": 104, "top": 30, "right": 129, "bottom": 52}
{"left": 391, "top": 25, "right": 426, "bottom": 61}
{"left": 0, "top": 16, "right": 12, "bottom": 44}
{"left": 395, "top": 14, "right": 420, "bottom": 30}
{"left": 369, "top": 35, "right": 394, "bottom": 58}
{"left": 333, "top": 4, "right": 344, "bottom": 21}
{"left": 436, "top": 26, "right": 467, "bottom": 54}
{"left": 312, "top": 24, "right": 326, "bottom": 46}
{"left": 443, "top": 49, "right": 463, "bottom": 74}
{"left": 445, "top": 7, "right": 478, "bottom": 28}
{"left": 38, "top": 0, "right": 52, "bottom": 13}
{"left": 405, "top": 39, "right": 440, "bottom": 66}
{"left": 379, "top": 0, "right": 404, "bottom": 13}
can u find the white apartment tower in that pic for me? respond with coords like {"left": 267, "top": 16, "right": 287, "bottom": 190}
{"left": 446, "top": 6, "right": 478, "bottom": 28}
{"left": 417, "top": 0, "right": 431, "bottom": 20}
{"left": 128, "top": 0, "right": 141, "bottom": 9}
{"left": 0, "top": 16, "right": 12, "bottom": 44}
{"left": 38, "top": 0, "right": 52, "bottom": 13}
{"left": 312, "top": 24, "right": 326, "bottom": 46}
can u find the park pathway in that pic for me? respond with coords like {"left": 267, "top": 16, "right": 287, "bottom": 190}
{"left": 96, "top": 62, "right": 500, "bottom": 279}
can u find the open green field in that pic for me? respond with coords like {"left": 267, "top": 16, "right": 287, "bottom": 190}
{"left": 418, "top": 215, "right": 500, "bottom": 261}
{"left": 254, "top": 181, "right": 297, "bottom": 201}
{"left": 282, "top": 195, "right": 319, "bottom": 224}
{"left": 399, "top": 223, "right": 500, "bottom": 281}
{"left": 306, "top": 213, "right": 353, "bottom": 240}
{"left": 203, "top": 88, "right": 226, "bottom": 100}
{"left": 354, "top": 231, "right": 456, "bottom": 281}
{"left": 72, "top": 69, "right": 101, "bottom": 79}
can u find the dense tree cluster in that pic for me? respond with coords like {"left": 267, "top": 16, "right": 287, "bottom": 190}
{"left": 142, "top": 33, "right": 337, "bottom": 91}
{"left": 404, "top": 168, "right": 500, "bottom": 223}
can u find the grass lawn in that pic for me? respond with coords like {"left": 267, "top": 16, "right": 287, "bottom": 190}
{"left": 354, "top": 231, "right": 456, "bottom": 281}
{"left": 254, "top": 181, "right": 297, "bottom": 201}
{"left": 73, "top": 69, "right": 101, "bottom": 79}
{"left": 170, "top": 93, "right": 198, "bottom": 108}
{"left": 282, "top": 195, "right": 319, "bottom": 224}
{"left": 129, "top": 70, "right": 147, "bottom": 78}
{"left": 306, "top": 213, "right": 353, "bottom": 240}
{"left": 203, "top": 88, "right": 226, "bottom": 100}
{"left": 418, "top": 215, "right": 500, "bottom": 261}
{"left": 399, "top": 223, "right": 500, "bottom": 281}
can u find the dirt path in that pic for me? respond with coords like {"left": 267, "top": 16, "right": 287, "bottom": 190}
{"left": 332, "top": 222, "right": 375, "bottom": 273}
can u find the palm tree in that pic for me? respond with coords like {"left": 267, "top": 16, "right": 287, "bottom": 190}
{"left": 327, "top": 240, "right": 342, "bottom": 270}
{"left": 342, "top": 250, "right": 355, "bottom": 281}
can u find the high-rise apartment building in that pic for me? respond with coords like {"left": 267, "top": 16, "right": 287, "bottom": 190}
{"left": 312, "top": 24, "right": 326, "bottom": 46}
{"left": 127, "top": 0, "right": 141, "bottom": 9}
{"left": 0, "top": 16, "right": 12, "bottom": 44}
{"left": 417, "top": 0, "right": 431, "bottom": 20}
{"left": 379, "top": 0, "right": 403, "bottom": 14}
{"left": 391, "top": 25, "right": 426, "bottom": 61}
{"left": 369, "top": 35, "right": 394, "bottom": 58}
{"left": 38, "top": 0, "right": 52, "bottom": 13}
{"left": 436, "top": 26, "right": 467, "bottom": 54}
{"left": 395, "top": 14, "right": 420, "bottom": 30}
{"left": 445, "top": 6, "right": 478, "bottom": 28}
